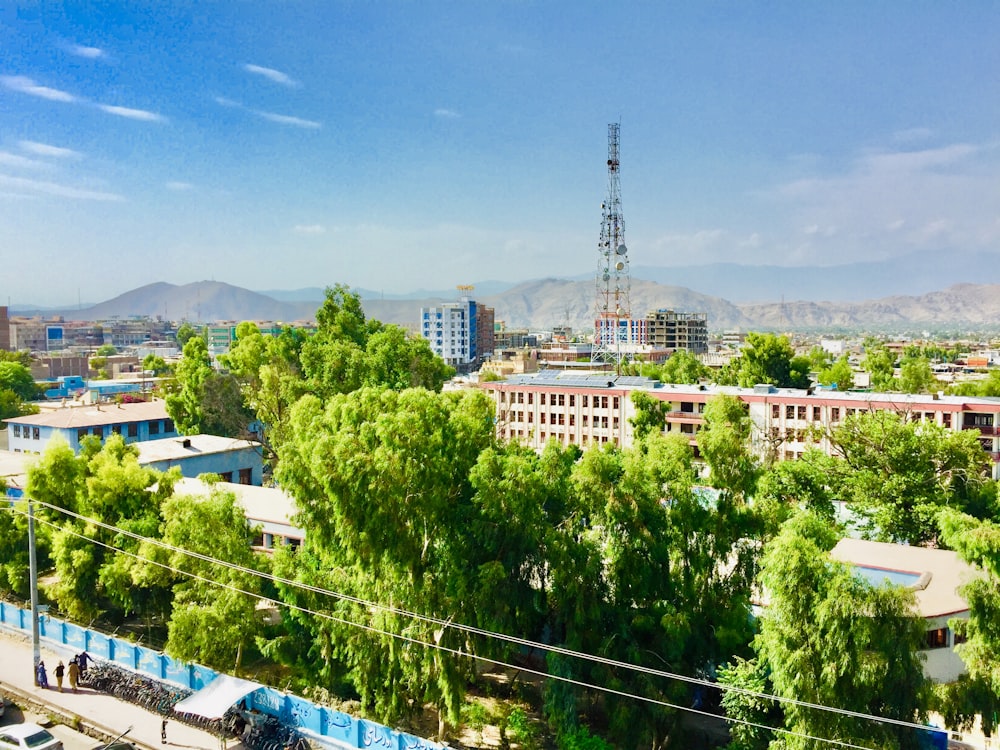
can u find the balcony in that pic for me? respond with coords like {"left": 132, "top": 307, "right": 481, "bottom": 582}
{"left": 665, "top": 410, "right": 704, "bottom": 424}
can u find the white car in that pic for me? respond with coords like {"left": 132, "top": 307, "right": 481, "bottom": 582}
{"left": 0, "top": 723, "right": 63, "bottom": 750}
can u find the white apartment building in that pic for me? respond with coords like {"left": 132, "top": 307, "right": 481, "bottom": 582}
{"left": 481, "top": 373, "right": 1000, "bottom": 479}
{"left": 420, "top": 297, "right": 479, "bottom": 370}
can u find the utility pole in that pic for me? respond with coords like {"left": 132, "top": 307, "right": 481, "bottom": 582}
{"left": 28, "top": 500, "right": 41, "bottom": 684}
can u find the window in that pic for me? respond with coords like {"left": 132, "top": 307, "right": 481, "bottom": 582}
{"left": 239, "top": 468, "right": 253, "bottom": 485}
{"left": 786, "top": 405, "right": 795, "bottom": 419}
{"left": 12, "top": 425, "right": 20, "bottom": 437}
{"left": 569, "top": 395, "right": 575, "bottom": 407}
{"left": 219, "top": 471, "right": 233, "bottom": 482}
{"left": 32, "top": 427, "right": 40, "bottom": 440}
{"left": 527, "top": 393, "right": 533, "bottom": 405}
{"left": 128, "top": 423, "right": 138, "bottom": 437}
{"left": 771, "top": 404, "right": 780, "bottom": 419}
{"left": 943, "top": 413, "right": 952, "bottom": 428}
{"left": 613, "top": 397, "right": 619, "bottom": 409}
{"left": 92, "top": 427, "right": 102, "bottom": 436}
{"left": 541, "top": 413, "right": 546, "bottom": 424}
{"left": 164, "top": 419, "right": 175, "bottom": 433}
{"left": 831, "top": 408, "right": 840, "bottom": 422}
{"left": 149, "top": 421, "right": 160, "bottom": 435}
{"left": 113, "top": 424, "right": 123, "bottom": 435}
{"left": 527, "top": 413, "right": 533, "bottom": 423}
{"left": 797, "top": 405, "right": 806, "bottom": 420}
{"left": 569, "top": 414, "right": 575, "bottom": 426}
{"left": 541, "top": 394, "right": 546, "bottom": 405}
{"left": 582, "top": 395, "right": 589, "bottom": 407}
{"left": 557, "top": 394, "right": 565, "bottom": 406}
{"left": 926, "top": 628, "right": 949, "bottom": 649}
{"left": 812, "top": 406, "right": 821, "bottom": 420}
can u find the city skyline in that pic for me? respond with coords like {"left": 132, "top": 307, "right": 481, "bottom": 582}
{"left": 2, "top": 3, "right": 998, "bottom": 306}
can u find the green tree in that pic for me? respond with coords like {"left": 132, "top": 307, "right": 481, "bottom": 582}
{"left": 175, "top": 322, "right": 201, "bottom": 347}
{"left": 755, "top": 512, "right": 930, "bottom": 750}
{"left": 629, "top": 391, "right": 670, "bottom": 441}
{"left": 898, "top": 355, "right": 937, "bottom": 394}
{"left": 143, "top": 488, "right": 264, "bottom": 671}
{"left": 938, "top": 511, "right": 1000, "bottom": 708}
{"left": 827, "top": 410, "right": 991, "bottom": 545}
{"left": 816, "top": 354, "right": 855, "bottom": 390}
{"left": 165, "top": 336, "right": 214, "bottom": 435}
{"left": 274, "top": 386, "right": 495, "bottom": 729}
{"left": 697, "top": 395, "right": 760, "bottom": 501}
{"left": 721, "top": 333, "right": 809, "bottom": 389}
{"left": 863, "top": 339, "right": 897, "bottom": 391}
{"left": 0, "top": 361, "right": 40, "bottom": 401}
{"left": 95, "top": 344, "right": 118, "bottom": 356}
{"left": 142, "top": 354, "right": 171, "bottom": 375}
{"left": 659, "top": 349, "right": 709, "bottom": 384}
{"left": 717, "top": 657, "right": 781, "bottom": 750}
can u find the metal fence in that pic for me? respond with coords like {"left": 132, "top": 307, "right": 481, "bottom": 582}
{"left": 0, "top": 601, "right": 440, "bottom": 750}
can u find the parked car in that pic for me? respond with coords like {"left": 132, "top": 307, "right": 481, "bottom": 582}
{"left": 0, "top": 723, "right": 63, "bottom": 750}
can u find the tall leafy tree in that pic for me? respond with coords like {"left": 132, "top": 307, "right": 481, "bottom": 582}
{"left": 862, "top": 339, "right": 897, "bottom": 391}
{"left": 659, "top": 349, "right": 709, "bottom": 384}
{"left": 754, "top": 512, "right": 930, "bottom": 750}
{"left": 165, "top": 336, "right": 214, "bottom": 435}
{"left": 816, "top": 354, "right": 855, "bottom": 390}
{"left": 720, "top": 333, "right": 810, "bottom": 389}
{"left": 697, "top": 395, "right": 760, "bottom": 501}
{"left": 274, "top": 386, "right": 495, "bottom": 730}
{"left": 827, "top": 410, "right": 991, "bottom": 545}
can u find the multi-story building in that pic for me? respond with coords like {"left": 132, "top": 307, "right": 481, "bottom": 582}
{"left": 481, "top": 372, "right": 1000, "bottom": 479}
{"left": 476, "top": 305, "right": 495, "bottom": 363}
{"left": 645, "top": 310, "right": 708, "bottom": 354}
{"left": 420, "top": 297, "right": 481, "bottom": 371}
{"left": 0, "top": 306, "right": 10, "bottom": 351}
{"left": 3, "top": 400, "right": 178, "bottom": 455}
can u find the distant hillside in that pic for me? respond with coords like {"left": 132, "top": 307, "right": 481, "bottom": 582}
{"left": 12, "top": 279, "right": 1000, "bottom": 334}
{"left": 42, "top": 281, "right": 314, "bottom": 323}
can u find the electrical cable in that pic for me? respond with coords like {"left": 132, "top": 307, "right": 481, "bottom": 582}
{"left": 20, "top": 508, "right": 890, "bottom": 750}
{"left": 9, "top": 500, "right": 940, "bottom": 744}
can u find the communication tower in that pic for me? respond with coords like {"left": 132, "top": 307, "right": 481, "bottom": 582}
{"left": 591, "top": 122, "right": 632, "bottom": 366}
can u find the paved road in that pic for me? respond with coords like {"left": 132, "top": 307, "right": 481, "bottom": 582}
{"left": 0, "top": 626, "right": 232, "bottom": 750}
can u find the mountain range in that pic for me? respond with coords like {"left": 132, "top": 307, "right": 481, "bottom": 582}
{"left": 14, "top": 275, "right": 1000, "bottom": 334}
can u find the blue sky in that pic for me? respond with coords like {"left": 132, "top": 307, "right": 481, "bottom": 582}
{"left": 1, "top": 2, "right": 998, "bottom": 306}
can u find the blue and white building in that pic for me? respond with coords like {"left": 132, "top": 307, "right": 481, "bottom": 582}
{"left": 4, "top": 400, "right": 177, "bottom": 454}
{"left": 420, "top": 296, "right": 478, "bottom": 371}
{"left": 136, "top": 435, "right": 264, "bottom": 486}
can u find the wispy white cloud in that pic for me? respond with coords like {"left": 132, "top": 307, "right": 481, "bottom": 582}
{"left": 293, "top": 224, "right": 326, "bottom": 235}
{"left": 434, "top": 108, "right": 460, "bottom": 119}
{"left": 0, "top": 152, "right": 51, "bottom": 170}
{"left": 215, "top": 96, "right": 241, "bottom": 108}
{"left": 70, "top": 44, "right": 105, "bottom": 59}
{"left": 165, "top": 181, "right": 194, "bottom": 191}
{"left": 0, "top": 174, "right": 124, "bottom": 201}
{"left": 256, "top": 111, "right": 320, "bottom": 129}
{"left": 97, "top": 104, "right": 166, "bottom": 122}
{"left": 1, "top": 75, "right": 76, "bottom": 102}
{"left": 19, "top": 141, "right": 82, "bottom": 159}
{"left": 244, "top": 64, "right": 299, "bottom": 87}
{"left": 892, "top": 127, "right": 933, "bottom": 144}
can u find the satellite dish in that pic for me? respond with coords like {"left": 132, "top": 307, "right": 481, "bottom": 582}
{"left": 616, "top": 307, "right": 624, "bottom": 316}
{"left": 615, "top": 261, "right": 625, "bottom": 271}
{"left": 602, "top": 272, "right": 610, "bottom": 281}
{"left": 616, "top": 244, "right": 628, "bottom": 255}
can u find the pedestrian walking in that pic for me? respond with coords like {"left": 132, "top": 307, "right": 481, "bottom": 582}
{"left": 54, "top": 661, "right": 65, "bottom": 692}
{"left": 76, "top": 651, "right": 91, "bottom": 675}
{"left": 68, "top": 658, "right": 80, "bottom": 692}
{"left": 161, "top": 719, "right": 168, "bottom": 745}
{"left": 36, "top": 660, "right": 48, "bottom": 689}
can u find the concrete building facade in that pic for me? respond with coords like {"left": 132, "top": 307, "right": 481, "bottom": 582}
{"left": 420, "top": 297, "right": 480, "bottom": 371}
{"left": 482, "top": 373, "right": 1000, "bottom": 479}
{"left": 645, "top": 310, "right": 708, "bottom": 353}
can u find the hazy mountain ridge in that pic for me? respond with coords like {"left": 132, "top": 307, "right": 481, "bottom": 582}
{"left": 11, "top": 279, "right": 1000, "bottom": 333}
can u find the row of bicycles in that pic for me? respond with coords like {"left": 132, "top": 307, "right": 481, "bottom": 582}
{"left": 80, "top": 660, "right": 309, "bottom": 750}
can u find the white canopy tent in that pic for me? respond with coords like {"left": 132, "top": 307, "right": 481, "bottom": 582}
{"left": 173, "top": 674, "right": 263, "bottom": 720}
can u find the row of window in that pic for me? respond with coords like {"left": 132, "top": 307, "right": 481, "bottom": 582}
{"left": 11, "top": 425, "right": 40, "bottom": 440}
{"left": 507, "top": 411, "right": 618, "bottom": 430}
{"left": 74, "top": 419, "right": 174, "bottom": 442}
{"left": 772, "top": 403, "right": 959, "bottom": 428}
{"left": 218, "top": 468, "right": 254, "bottom": 485}
{"left": 503, "top": 427, "right": 612, "bottom": 446}
{"left": 502, "top": 391, "right": 620, "bottom": 410}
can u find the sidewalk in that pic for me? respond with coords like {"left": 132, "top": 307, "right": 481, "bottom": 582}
{"left": 0, "top": 627, "right": 238, "bottom": 750}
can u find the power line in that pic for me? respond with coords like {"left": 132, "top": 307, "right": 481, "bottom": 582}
{"left": 10, "top": 500, "right": 938, "bottom": 745}
{"left": 20, "top": 507, "right": 886, "bottom": 750}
